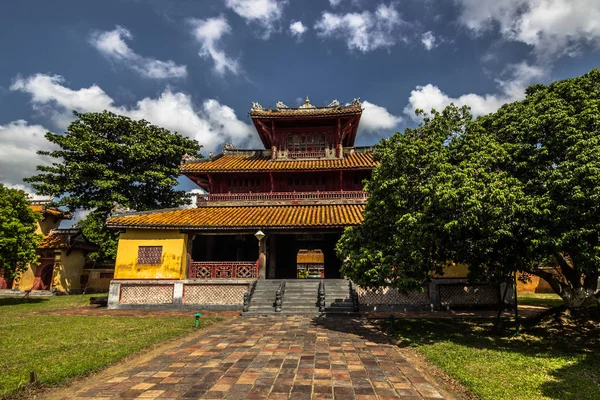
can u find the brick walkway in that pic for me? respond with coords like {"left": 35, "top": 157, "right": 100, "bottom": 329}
{"left": 69, "top": 316, "right": 448, "bottom": 399}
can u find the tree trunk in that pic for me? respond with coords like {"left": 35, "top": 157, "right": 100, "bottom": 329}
{"left": 533, "top": 269, "right": 599, "bottom": 309}
{"left": 560, "top": 286, "right": 598, "bottom": 308}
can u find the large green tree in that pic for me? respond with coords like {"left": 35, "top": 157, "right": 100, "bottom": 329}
{"left": 338, "top": 70, "right": 600, "bottom": 308}
{"left": 0, "top": 184, "right": 42, "bottom": 278}
{"left": 25, "top": 111, "right": 201, "bottom": 260}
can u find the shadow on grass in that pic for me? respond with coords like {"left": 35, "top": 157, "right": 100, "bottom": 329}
{"left": 0, "top": 297, "right": 48, "bottom": 306}
{"left": 384, "top": 310, "right": 600, "bottom": 399}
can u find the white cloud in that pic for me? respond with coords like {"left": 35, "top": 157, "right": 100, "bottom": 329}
{"left": 11, "top": 73, "right": 254, "bottom": 152}
{"left": 456, "top": 0, "right": 600, "bottom": 58}
{"left": 189, "top": 16, "right": 240, "bottom": 76}
{"left": 329, "top": 0, "right": 343, "bottom": 6}
{"left": 90, "top": 26, "right": 187, "bottom": 79}
{"left": 224, "top": 0, "right": 287, "bottom": 38}
{"left": 404, "top": 62, "right": 546, "bottom": 119}
{"left": 421, "top": 31, "right": 436, "bottom": 50}
{"left": 315, "top": 3, "right": 405, "bottom": 52}
{"left": 0, "top": 120, "right": 55, "bottom": 195}
{"left": 359, "top": 100, "right": 402, "bottom": 134}
{"left": 289, "top": 21, "right": 307, "bottom": 40}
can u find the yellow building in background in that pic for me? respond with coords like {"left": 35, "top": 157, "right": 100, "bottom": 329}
{"left": 8, "top": 201, "right": 111, "bottom": 294}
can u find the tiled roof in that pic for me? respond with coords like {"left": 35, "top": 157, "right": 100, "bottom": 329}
{"left": 38, "top": 229, "right": 97, "bottom": 250}
{"left": 30, "top": 204, "right": 72, "bottom": 219}
{"left": 106, "top": 204, "right": 364, "bottom": 230}
{"left": 297, "top": 250, "right": 324, "bottom": 264}
{"left": 250, "top": 105, "right": 362, "bottom": 118}
{"left": 181, "top": 152, "right": 376, "bottom": 173}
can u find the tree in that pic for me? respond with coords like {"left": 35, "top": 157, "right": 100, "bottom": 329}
{"left": 477, "top": 69, "right": 600, "bottom": 308}
{"left": 338, "top": 69, "right": 600, "bottom": 309}
{"left": 337, "top": 105, "right": 527, "bottom": 291}
{"left": 25, "top": 111, "right": 201, "bottom": 260}
{"left": 0, "top": 184, "right": 42, "bottom": 278}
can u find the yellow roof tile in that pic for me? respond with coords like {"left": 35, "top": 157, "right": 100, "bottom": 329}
{"left": 181, "top": 152, "right": 376, "bottom": 173}
{"left": 106, "top": 204, "right": 364, "bottom": 230}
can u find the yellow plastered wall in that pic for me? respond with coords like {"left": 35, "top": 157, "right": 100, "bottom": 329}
{"left": 15, "top": 265, "right": 36, "bottom": 291}
{"left": 36, "top": 217, "right": 62, "bottom": 236}
{"left": 516, "top": 272, "right": 554, "bottom": 293}
{"left": 114, "top": 229, "right": 188, "bottom": 280}
{"left": 434, "top": 263, "right": 469, "bottom": 278}
{"left": 52, "top": 249, "right": 86, "bottom": 293}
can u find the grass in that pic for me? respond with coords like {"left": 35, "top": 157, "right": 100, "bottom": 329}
{"left": 0, "top": 294, "right": 221, "bottom": 398}
{"left": 386, "top": 297, "right": 600, "bottom": 400}
{"left": 517, "top": 292, "right": 565, "bottom": 308}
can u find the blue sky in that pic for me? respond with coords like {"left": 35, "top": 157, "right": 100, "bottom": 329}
{"left": 1, "top": 0, "right": 599, "bottom": 206}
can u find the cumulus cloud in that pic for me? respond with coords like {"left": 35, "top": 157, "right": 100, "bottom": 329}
{"left": 289, "top": 21, "right": 307, "bottom": 40}
{"left": 189, "top": 16, "right": 240, "bottom": 76}
{"left": 10, "top": 73, "right": 254, "bottom": 152}
{"left": 224, "top": 0, "right": 287, "bottom": 38}
{"left": 421, "top": 31, "right": 436, "bottom": 50}
{"left": 456, "top": 0, "right": 600, "bottom": 58}
{"left": 329, "top": 0, "right": 343, "bottom": 6}
{"left": 0, "top": 120, "right": 55, "bottom": 195}
{"left": 404, "top": 62, "right": 546, "bottom": 119}
{"left": 90, "top": 26, "right": 187, "bottom": 79}
{"left": 359, "top": 100, "right": 402, "bottom": 134}
{"left": 315, "top": 3, "right": 405, "bottom": 52}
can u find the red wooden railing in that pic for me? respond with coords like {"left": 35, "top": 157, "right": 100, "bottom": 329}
{"left": 287, "top": 150, "right": 326, "bottom": 159}
{"left": 189, "top": 261, "right": 259, "bottom": 279}
{"left": 197, "top": 190, "right": 367, "bottom": 203}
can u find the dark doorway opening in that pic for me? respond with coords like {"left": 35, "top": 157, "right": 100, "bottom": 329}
{"left": 192, "top": 234, "right": 258, "bottom": 262}
{"left": 273, "top": 232, "right": 342, "bottom": 279}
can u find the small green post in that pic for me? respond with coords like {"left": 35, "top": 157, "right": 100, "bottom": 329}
{"left": 194, "top": 313, "right": 201, "bottom": 328}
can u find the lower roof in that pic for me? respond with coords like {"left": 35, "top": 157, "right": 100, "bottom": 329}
{"left": 106, "top": 204, "right": 364, "bottom": 230}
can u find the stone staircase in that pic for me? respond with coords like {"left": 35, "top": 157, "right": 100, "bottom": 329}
{"left": 243, "top": 280, "right": 282, "bottom": 316}
{"left": 243, "top": 279, "right": 358, "bottom": 317}
{"left": 324, "top": 279, "right": 356, "bottom": 314}
{"left": 280, "top": 280, "right": 320, "bottom": 315}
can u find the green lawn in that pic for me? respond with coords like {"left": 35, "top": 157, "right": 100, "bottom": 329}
{"left": 0, "top": 294, "right": 221, "bottom": 398}
{"left": 517, "top": 292, "right": 565, "bottom": 308}
{"left": 388, "top": 303, "right": 600, "bottom": 399}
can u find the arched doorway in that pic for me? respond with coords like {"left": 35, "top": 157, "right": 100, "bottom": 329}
{"left": 32, "top": 264, "right": 54, "bottom": 290}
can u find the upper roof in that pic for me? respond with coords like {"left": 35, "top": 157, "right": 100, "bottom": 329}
{"left": 250, "top": 97, "right": 363, "bottom": 148}
{"left": 181, "top": 148, "right": 376, "bottom": 174}
{"left": 30, "top": 202, "right": 72, "bottom": 219}
{"left": 106, "top": 204, "right": 364, "bottom": 230}
{"left": 250, "top": 97, "right": 363, "bottom": 118}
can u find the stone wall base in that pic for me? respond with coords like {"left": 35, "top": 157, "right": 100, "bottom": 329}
{"left": 107, "top": 279, "right": 253, "bottom": 310}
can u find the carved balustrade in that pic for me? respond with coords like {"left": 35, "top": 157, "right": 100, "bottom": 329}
{"left": 189, "top": 261, "right": 259, "bottom": 280}
{"left": 197, "top": 190, "right": 367, "bottom": 204}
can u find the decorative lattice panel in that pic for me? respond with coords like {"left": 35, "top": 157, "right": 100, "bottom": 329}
{"left": 439, "top": 284, "right": 499, "bottom": 306}
{"left": 137, "top": 246, "right": 162, "bottom": 265}
{"left": 183, "top": 284, "right": 248, "bottom": 305}
{"left": 189, "top": 262, "right": 258, "bottom": 279}
{"left": 357, "top": 286, "right": 430, "bottom": 305}
{"left": 119, "top": 285, "right": 174, "bottom": 304}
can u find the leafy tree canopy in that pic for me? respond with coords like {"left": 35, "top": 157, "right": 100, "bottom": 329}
{"left": 338, "top": 69, "right": 600, "bottom": 308}
{"left": 0, "top": 184, "right": 42, "bottom": 277}
{"left": 25, "top": 111, "right": 201, "bottom": 260}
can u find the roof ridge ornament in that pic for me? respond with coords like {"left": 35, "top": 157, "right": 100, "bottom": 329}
{"left": 276, "top": 101, "right": 289, "bottom": 110}
{"left": 251, "top": 102, "right": 264, "bottom": 111}
{"left": 350, "top": 97, "right": 361, "bottom": 107}
{"left": 299, "top": 95, "right": 316, "bottom": 109}
{"left": 328, "top": 99, "right": 340, "bottom": 108}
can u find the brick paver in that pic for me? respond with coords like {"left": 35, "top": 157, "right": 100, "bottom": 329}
{"left": 69, "top": 316, "right": 447, "bottom": 399}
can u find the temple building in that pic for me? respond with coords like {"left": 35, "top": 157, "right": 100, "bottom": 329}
{"left": 106, "top": 98, "right": 377, "bottom": 309}
{"left": 4, "top": 201, "right": 110, "bottom": 294}
{"left": 105, "top": 98, "right": 511, "bottom": 312}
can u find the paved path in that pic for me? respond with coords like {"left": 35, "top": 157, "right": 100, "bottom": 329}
{"left": 70, "top": 316, "right": 448, "bottom": 399}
